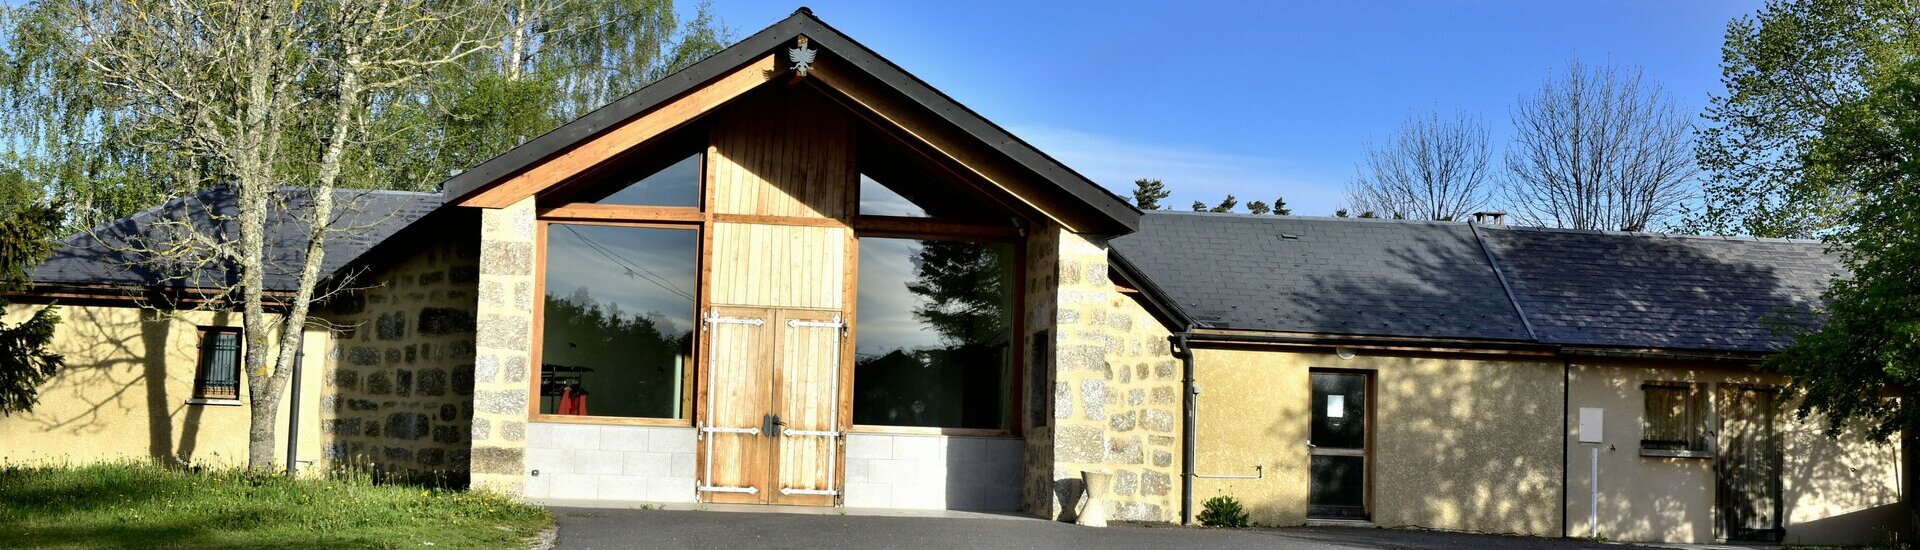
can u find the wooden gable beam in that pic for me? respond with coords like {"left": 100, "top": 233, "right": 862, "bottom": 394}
{"left": 808, "top": 56, "right": 1095, "bottom": 234}
{"left": 458, "top": 53, "right": 781, "bottom": 208}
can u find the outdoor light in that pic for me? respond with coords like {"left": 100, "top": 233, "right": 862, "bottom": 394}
{"left": 1335, "top": 347, "right": 1357, "bottom": 360}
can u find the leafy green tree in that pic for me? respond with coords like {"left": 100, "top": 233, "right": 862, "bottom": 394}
{"left": 0, "top": 194, "right": 64, "bottom": 415}
{"left": 1131, "top": 178, "right": 1170, "bottom": 210}
{"left": 1272, "top": 196, "right": 1292, "bottom": 216}
{"left": 0, "top": 0, "right": 732, "bottom": 471}
{"left": 1686, "top": 0, "right": 1920, "bottom": 238}
{"left": 1246, "top": 201, "right": 1270, "bottom": 214}
{"left": 1766, "top": 58, "right": 1920, "bottom": 440}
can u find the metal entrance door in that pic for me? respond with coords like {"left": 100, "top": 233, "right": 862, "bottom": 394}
{"left": 1309, "top": 371, "right": 1369, "bottom": 519}
{"left": 697, "top": 306, "right": 844, "bottom": 505}
{"left": 1718, "top": 387, "right": 1783, "bottom": 541}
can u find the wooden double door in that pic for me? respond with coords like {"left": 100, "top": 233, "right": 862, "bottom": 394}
{"left": 697, "top": 306, "right": 847, "bottom": 506}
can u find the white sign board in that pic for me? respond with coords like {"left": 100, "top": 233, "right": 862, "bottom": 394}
{"left": 1578, "top": 407, "right": 1604, "bottom": 443}
{"left": 1327, "top": 395, "right": 1345, "bottom": 418}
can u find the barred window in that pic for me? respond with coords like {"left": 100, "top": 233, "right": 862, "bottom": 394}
{"left": 1642, "top": 383, "right": 1707, "bottom": 453}
{"left": 193, "top": 328, "right": 242, "bottom": 400}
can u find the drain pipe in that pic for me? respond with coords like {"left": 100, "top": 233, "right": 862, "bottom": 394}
{"left": 1171, "top": 331, "right": 1198, "bottom": 525}
{"left": 286, "top": 329, "right": 306, "bottom": 477}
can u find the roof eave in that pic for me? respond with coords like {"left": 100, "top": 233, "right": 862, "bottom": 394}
{"left": 436, "top": 9, "right": 1139, "bottom": 234}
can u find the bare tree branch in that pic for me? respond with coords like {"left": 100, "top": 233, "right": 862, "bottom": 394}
{"left": 1503, "top": 59, "right": 1699, "bottom": 231}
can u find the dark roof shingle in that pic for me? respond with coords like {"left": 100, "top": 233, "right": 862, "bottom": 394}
{"left": 1112, "top": 212, "right": 1845, "bottom": 353}
{"left": 1479, "top": 226, "right": 1841, "bottom": 352}
{"left": 1111, "top": 212, "right": 1534, "bottom": 341}
{"left": 30, "top": 186, "right": 440, "bottom": 293}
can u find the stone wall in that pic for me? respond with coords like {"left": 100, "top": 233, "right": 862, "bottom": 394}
{"left": 470, "top": 197, "right": 538, "bottom": 493}
{"left": 317, "top": 229, "right": 479, "bottom": 483}
{"left": 1028, "top": 227, "right": 1183, "bottom": 523}
{"left": 1020, "top": 227, "right": 1060, "bottom": 517}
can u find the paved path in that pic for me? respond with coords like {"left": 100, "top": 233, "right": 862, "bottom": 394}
{"left": 549, "top": 506, "right": 1644, "bottom": 550}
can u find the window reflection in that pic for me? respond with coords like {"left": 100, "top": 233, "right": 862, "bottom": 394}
{"left": 539, "top": 224, "right": 698, "bottom": 419}
{"left": 591, "top": 152, "right": 701, "bottom": 207}
{"left": 853, "top": 238, "right": 1016, "bottom": 430}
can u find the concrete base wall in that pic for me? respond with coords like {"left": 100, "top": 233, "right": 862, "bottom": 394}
{"left": 843, "top": 433, "right": 1023, "bottom": 511}
{"left": 523, "top": 422, "right": 697, "bottom": 503}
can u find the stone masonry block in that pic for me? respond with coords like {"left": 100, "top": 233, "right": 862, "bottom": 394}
{"left": 1081, "top": 379, "right": 1106, "bottom": 421}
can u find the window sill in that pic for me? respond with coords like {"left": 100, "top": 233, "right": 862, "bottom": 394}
{"left": 186, "top": 398, "right": 244, "bottom": 407}
{"left": 848, "top": 424, "right": 1014, "bottom": 438}
{"left": 1640, "top": 448, "right": 1713, "bottom": 459}
{"left": 529, "top": 414, "right": 691, "bottom": 428}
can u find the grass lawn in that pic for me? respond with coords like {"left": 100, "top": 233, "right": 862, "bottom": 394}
{"left": 0, "top": 463, "right": 553, "bottom": 549}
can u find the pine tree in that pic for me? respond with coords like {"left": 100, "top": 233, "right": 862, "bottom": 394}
{"left": 1246, "top": 201, "right": 1270, "bottom": 214}
{"left": 1209, "top": 195, "right": 1238, "bottom": 213}
{"left": 1274, "top": 196, "right": 1292, "bottom": 215}
{"left": 1131, "top": 178, "right": 1169, "bottom": 210}
{"left": 0, "top": 198, "right": 64, "bottom": 415}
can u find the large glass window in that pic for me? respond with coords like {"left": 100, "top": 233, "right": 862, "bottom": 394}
{"left": 858, "top": 174, "right": 929, "bottom": 217}
{"left": 586, "top": 152, "right": 701, "bottom": 207}
{"left": 539, "top": 224, "right": 698, "bottom": 419}
{"left": 853, "top": 238, "right": 1016, "bottom": 430}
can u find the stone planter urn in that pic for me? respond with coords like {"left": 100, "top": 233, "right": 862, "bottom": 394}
{"left": 1077, "top": 470, "right": 1113, "bottom": 527}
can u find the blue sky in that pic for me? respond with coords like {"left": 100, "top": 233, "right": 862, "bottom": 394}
{"left": 706, "top": 0, "right": 1763, "bottom": 216}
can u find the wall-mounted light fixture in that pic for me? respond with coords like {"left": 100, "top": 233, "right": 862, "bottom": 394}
{"left": 1335, "top": 347, "right": 1356, "bottom": 360}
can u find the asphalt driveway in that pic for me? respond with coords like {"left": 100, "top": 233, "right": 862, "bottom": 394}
{"left": 548, "top": 506, "right": 1643, "bottom": 550}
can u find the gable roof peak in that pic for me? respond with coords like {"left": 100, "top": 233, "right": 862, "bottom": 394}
{"left": 436, "top": 6, "right": 1139, "bottom": 234}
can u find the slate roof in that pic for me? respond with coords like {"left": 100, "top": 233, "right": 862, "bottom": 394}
{"left": 1112, "top": 212, "right": 1845, "bottom": 353}
{"left": 438, "top": 7, "right": 1140, "bottom": 234}
{"left": 30, "top": 186, "right": 441, "bottom": 293}
{"left": 1479, "top": 226, "right": 1842, "bottom": 352}
{"left": 1110, "top": 212, "right": 1534, "bottom": 342}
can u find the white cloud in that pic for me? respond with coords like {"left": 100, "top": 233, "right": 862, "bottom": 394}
{"left": 1006, "top": 124, "right": 1348, "bottom": 214}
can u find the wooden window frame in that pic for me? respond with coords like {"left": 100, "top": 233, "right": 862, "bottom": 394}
{"left": 1640, "top": 382, "right": 1712, "bottom": 458}
{"left": 530, "top": 218, "right": 704, "bottom": 428}
{"left": 190, "top": 327, "right": 243, "bottom": 403}
{"left": 845, "top": 231, "right": 1026, "bottom": 438}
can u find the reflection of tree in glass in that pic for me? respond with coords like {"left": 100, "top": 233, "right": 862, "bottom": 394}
{"left": 851, "top": 240, "right": 1012, "bottom": 429}
{"left": 542, "top": 287, "right": 692, "bottom": 418}
{"left": 905, "top": 241, "right": 1009, "bottom": 344}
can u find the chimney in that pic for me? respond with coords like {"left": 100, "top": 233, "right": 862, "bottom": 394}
{"left": 1471, "top": 211, "right": 1508, "bottom": 228}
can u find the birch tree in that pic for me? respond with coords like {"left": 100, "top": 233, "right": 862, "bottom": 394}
{"left": 4, "top": 0, "right": 495, "bottom": 471}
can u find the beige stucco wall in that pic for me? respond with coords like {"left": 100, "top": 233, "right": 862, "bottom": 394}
{"left": 1566, "top": 360, "right": 1906, "bottom": 545}
{"left": 1191, "top": 347, "right": 1564, "bottom": 535}
{"left": 0, "top": 304, "right": 325, "bottom": 469}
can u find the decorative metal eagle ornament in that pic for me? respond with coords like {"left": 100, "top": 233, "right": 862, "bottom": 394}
{"left": 789, "top": 36, "right": 816, "bottom": 77}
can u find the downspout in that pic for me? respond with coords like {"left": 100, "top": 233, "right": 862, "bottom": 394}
{"left": 1561, "top": 356, "right": 1570, "bottom": 538}
{"left": 286, "top": 329, "right": 306, "bottom": 476}
{"left": 1171, "top": 330, "right": 1197, "bottom": 525}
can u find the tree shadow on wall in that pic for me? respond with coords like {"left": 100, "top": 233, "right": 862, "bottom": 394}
{"left": 1271, "top": 223, "right": 1849, "bottom": 539}
{"left": 16, "top": 304, "right": 217, "bottom": 468}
